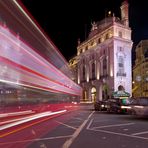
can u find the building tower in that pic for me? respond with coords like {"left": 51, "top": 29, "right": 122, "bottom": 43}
{"left": 72, "top": 0, "right": 133, "bottom": 102}
{"left": 120, "top": 0, "right": 129, "bottom": 27}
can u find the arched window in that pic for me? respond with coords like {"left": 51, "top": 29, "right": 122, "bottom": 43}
{"left": 91, "top": 87, "right": 96, "bottom": 102}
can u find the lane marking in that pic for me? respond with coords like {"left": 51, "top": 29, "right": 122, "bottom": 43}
{"left": 92, "top": 122, "right": 135, "bottom": 129}
{"left": 86, "top": 119, "right": 111, "bottom": 130}
{"left": 132, "top": 131, "right": 148, "bottom": 136}
{"left": 62, "top": 111, "right": 94, "bottom": 148}
{"left": 55, "top": 121, "right": 77, "bottom": 130}
{"left": 86, "top": 119, "right": 93, "bottom": 130}
{"left": 88, "top": 128, "right": 148, "bottom": 140}
{"left": 0, "top": 135, "right": 72, "bottom": 145}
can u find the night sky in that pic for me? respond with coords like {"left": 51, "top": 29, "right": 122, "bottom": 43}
{"left": 20, "top": 0, "right": 148, "bottom": 62}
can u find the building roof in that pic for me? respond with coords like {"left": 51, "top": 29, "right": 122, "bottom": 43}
{"left": 82, "top": 15, "right": 125, "bottom": 42}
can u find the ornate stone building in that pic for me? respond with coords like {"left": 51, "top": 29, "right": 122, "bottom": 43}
{"left": 133, "top": 40, "right": 148, "bottom": 97}
{"left": 71, "top": 1, "right": 133, "bottom": 102}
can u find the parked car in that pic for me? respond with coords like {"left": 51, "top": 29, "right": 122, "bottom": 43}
{"left": 94, "top": 100, "right": 108, "bottom": 111}
{"left": 128, "top": 97, "right": 148, "bottom": 117}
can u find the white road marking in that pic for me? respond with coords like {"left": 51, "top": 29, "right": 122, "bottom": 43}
{"left": 62, "top": 111, "right": 94, "bottom": 148}
{"left": 55, "top": 121, "right": 77, "bottom": 130}
{"left": 86, "top": 119, "right": 112, "bottom": 129}
{"left": 89, "top": 128, "right": 148, "bottom": 140}
{"left": 92, "top": 122, "right": 135, "bottom": 129}
{"left": 86, "top": 118, "right": 93, "bottom": 129}
{"left": 87, "top": 118, "right": 148, "bottom": 140}
{"left": 132, "top": 131, "right": 148, "bottom": 136}
{"left": 0, "top": 135, "right": 72, "bottom": 145}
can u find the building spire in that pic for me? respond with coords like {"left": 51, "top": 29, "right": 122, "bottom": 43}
{"left": 120, "top": 0, "right": 129, "bottom": 27}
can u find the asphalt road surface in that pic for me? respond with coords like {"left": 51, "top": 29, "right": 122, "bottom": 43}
{"left": 1, "top": 104, "right": 148, "bottom": 148}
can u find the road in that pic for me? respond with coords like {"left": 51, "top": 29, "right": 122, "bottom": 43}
{"left": 1, "top": 104, "right": 148, "bottom": 148}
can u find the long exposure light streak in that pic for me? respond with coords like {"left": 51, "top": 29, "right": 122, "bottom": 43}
{"left": 0, "top": 110, "right": 67, "bottom": 131}
{"left": 13, "top": 0, "right": 55, "bottom": 50}
{"left": 13, "top": 0, "right": 68, "bottom": 66}
{"left": 0, "top": 110, "right": 34, "bottom": 118}
{"left": 0, "top": 24, "right": 82, "bottom": 96}
{"left": 0, "top": 2, "right": 82, "bottom": 132}
{"left": 0, "top": 26, "right": 77, "bottom": 89}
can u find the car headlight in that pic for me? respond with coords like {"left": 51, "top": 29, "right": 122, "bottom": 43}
{"left": 101, "top": 104, "right": 104, "bottom": 107}
{"left": 121, "top": 106, "right": 131, "bottom": 109}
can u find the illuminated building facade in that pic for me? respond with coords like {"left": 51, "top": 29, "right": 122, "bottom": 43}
{"left": 133, "top": 40, "right": 148, "bottom": 97}
{"left": 73, "top": 1, "right": 133, "bottom": 102}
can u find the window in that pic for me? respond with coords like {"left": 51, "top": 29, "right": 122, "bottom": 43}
{"left": 118, "top": 56, "right": 124, "bottom": 72}
{"left": 103, "top": 58, "right": 107, "bottom": 76}
{"left": 82, "top": 66, "right": 85, "bottom": 81}
{"left": 116, "top": 47, "right": 126, "bottom": 77}
{"left": 144, "top": 49, "right": 148, "bottom": 58}
{"left": 103, "top": 58, "right": 107, "bottom": 69}
{"left": 118, "top": 57, "right": 124, "bottom": 68}
{"left": 92, "top": 63, "right": 95, "bottom": 79}
{"left": 118, "top": 31, "right": 122, "bottom": 38}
